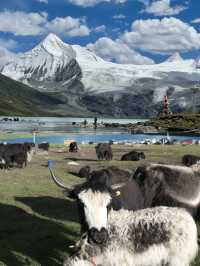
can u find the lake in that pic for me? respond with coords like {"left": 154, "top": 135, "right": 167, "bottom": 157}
{"left": 3, "top": 132, "right": 200, "bottom": 145}
{"left": 0, "top": 116, "right": 147, "bottom": 132}
{"left": 1, "top": 117, "right": 200, "bottom": 144}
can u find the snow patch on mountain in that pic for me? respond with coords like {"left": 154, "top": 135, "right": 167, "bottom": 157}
{"left": 165, "top": 52, "right": 184, "bottom": 63}
{"left": 2, "top": 33, "right": 76, "bottom": 82}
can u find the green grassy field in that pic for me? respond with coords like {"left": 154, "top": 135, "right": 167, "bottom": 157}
{"left": 0, "top": 131, "right": 65, "bottom": 141}
{"left": 0, "top": 144, "right": 200, "bottom": 266}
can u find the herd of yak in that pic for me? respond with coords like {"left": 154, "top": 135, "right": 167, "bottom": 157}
{"left": 48, "top": 142, "right": 200, "bottom": 266}
{"left": 1, "top": 141, "right": 200, "bottom": 265}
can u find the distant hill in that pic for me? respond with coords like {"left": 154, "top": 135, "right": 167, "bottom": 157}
{"left": 0, "top": 73, "right": 99, "bottom": 117}
{"left": 0, "top": 73, "right": 65, "bottom": 116}
{"left": 147, "top": 113, "right": 200, "bottom": 133}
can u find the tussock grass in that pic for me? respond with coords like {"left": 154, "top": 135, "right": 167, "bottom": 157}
{"left": 0, "top": 144, "right": 200, "bottom": 265}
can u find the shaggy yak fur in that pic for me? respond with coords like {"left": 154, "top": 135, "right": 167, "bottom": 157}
{"left": 133, "top": 163, "right": 200, "bottom": 218}
{"left": 66, "top": 207, "right": 198, "bottom": 266}
{"left": 78, "top": 166, "right": 91, "bottom": 179}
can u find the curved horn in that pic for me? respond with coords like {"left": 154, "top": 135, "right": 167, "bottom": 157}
{"left": 48, "top": 166, "right": 74, "bottom": 192}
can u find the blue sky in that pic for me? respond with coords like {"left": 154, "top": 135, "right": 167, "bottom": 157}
{"left": 0, "top": 0, "right": 200, "bottom": 64}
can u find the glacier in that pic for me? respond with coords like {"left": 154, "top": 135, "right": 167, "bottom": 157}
{"left": 1, "top": 33, "right": 200, "bottom": 117}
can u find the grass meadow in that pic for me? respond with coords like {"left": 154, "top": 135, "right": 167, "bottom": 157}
{"left": 0, "top": 144, "right": 200, "bottom": 266}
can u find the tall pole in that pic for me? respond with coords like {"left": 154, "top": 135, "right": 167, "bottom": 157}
{"left": 163, "top": 95, "right": 169, "bottom": 115}
{"left": 33, "top": 131, "right": 36, "bottom": 144}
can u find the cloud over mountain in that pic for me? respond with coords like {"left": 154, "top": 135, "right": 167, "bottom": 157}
{"left": 122, "top": 17, "right": 200, "bottom": 54}
{"left": 87, "top": 37, "right": 154, "bottom": 64}
{"left": 0, "top": 10, "right": 90, "bottom": 37}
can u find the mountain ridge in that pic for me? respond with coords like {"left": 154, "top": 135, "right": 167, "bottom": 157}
{"left": 1, "top": 33, "right": 200, "bottom": 117}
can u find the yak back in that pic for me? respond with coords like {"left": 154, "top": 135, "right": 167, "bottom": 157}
{"left": 133, "top": 164, "right": 200, "bottom": 214}
{"left": 72, "top": 166, "right": 132, "bottom": 196}
{"left": 182, "top": 154, "right": 200, "bottom": 167}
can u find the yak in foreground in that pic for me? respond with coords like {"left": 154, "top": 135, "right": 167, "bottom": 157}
{"left": 49, "top": 163, "right": 200, "bottom": 247}
{"left": 66, "top": 207, "right": 198, "bottom": 266}
{"left": 48, "top": 165, "right": 142, "bottom": 239}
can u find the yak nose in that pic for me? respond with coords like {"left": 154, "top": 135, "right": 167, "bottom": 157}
{"left": 88, "top": 227, "right": 108, "bottom": 245}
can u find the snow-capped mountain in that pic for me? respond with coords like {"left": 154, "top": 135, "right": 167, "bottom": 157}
{"left": 2, "top": 34, "right": 84, "bottom": 93}
{"left": 165, "top": 52, "right": 184, "bottom": 63}
{"left": 1, "top": 33, "right": 200, "bottom": 117}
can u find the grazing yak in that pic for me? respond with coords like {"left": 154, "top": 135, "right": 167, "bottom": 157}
{"left": 49, "top": 162, "right": 200, "bottom": 243}
{"left": 95, "top": 143, "right": 112, "bottom": 160}
{"left": 38, "top": 142, "right": 49, "bottom": 151}
{"left": 66, "top": 207, "right": 198, "bottom": 266}
{"left": 69, "top": 142, "right": 78, "bottom": 152}
{"left": 121, "top": 150, "right": 145, "bottom": 161}
{"left": 0, "top": 143, "right": 34, "bottom": 169}
{"left": 182, "top": 154, "right": 200, "bottom": 167}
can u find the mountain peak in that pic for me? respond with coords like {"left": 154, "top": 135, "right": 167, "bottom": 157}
{"left": 43, "top": 33, "right": 63, "bottom": 44}
{"left": 165, "top": 52, "right": 183, "bottom": 63}
{"left": 39, "top": 33, "right": 75, "bottom": 58}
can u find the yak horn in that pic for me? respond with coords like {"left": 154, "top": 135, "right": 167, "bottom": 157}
{"left": 49, "top": 167, "right": 74, "bottom": 192}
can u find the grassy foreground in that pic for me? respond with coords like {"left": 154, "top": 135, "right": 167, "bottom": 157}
{"left": 0, "top": 144, "right": 200, "bottom": 266}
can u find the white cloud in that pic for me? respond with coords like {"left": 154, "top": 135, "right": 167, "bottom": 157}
{"left": 68, "top": 0, "right": 127, "bottom": 7}
{"left": 94, "top": 25, "right": 106, "bottom": 33}
{"left": 122, "top": 17, "right": 200, "bottom": 54}
{"left": 0, "top": 10, "right": 91, "bottom": 37}
{"left": 87, "top": 37, "right": 154, "bottom": 64}
{"left": 112, "top": 14, "right": 126, "bottom": 19}
{"left": 0, "top": 38, "right": 17, "bottom": 50}
{"left": 0, "top": 10, "right": 47, "bottom": 36}
{"left": 36, "top": 0, "right": 48, "bottom": 3}
{"left": 46, "top": 16, "right": 90, "bottom": 37}
{"left": 191, "top": 18, "right": 200, "bottom": 24}
{"left": 141, "top": 0, "right": 187, "bottom": 16}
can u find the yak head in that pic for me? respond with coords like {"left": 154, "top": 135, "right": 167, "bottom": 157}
{"left": 48, "top": 164, "right": 124, "bottom": 245}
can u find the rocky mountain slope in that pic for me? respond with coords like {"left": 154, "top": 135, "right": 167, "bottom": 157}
{"left": 0, "top": 73, "right": 63, "bottom": 116}
{"left": 0, "top": 73, "right": 96, "bottom": 117}
{"left": 1, "top": 33, "right": 200, "bottom": 117}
